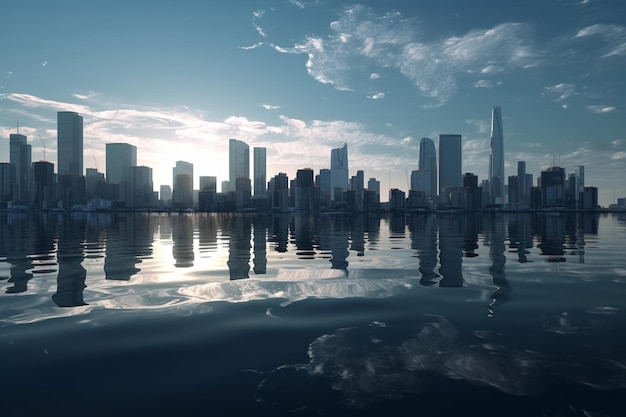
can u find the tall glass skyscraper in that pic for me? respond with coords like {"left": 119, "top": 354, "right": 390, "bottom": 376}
{"left": 438, "top": 134, "right": 462, "bottom": 195}
{"left": 330, "top": 143, "right": 348, "bottom": 201}
{"left": 57, "top": 111, "right": 83, "bottom": 176}
{"left": 418, "top": 137, "right": 437, "bottom": 198}
{"left": 106, "top": 143, "right": 137, "bottom": 184}
{"left": 229, "top": 138, "right": 249, "bottom": 192}
{"left": 9, "top": 133, "right": 31, "bottom": 202}
{"left": 253, "top": 147, "right": 266, "bottom": 196}
{"left": 489, "top": 106, "right": 504, "bottom": 205}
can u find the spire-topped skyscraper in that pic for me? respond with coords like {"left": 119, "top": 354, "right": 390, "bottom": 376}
{"left": 489, "top": 106, "right": 505, "bottom": 205}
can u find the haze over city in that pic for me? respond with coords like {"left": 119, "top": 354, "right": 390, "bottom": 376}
{"left": 2, "top": 0, "right": 625, "bottom": 206}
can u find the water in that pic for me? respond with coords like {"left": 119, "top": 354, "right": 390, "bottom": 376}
{"left": 1, "top": 212, "right": 626, "bottom": 416}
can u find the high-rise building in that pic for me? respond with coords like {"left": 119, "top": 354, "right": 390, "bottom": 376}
{"left": 229, "top": 138, "right": 249, "bottom": 192}
{"left": 438, "top": 134, "right": 462, "bottom": 202}
{"left": 9, "top": 133, "right": 31, "bottom": 202}
{"left": 489, "top": 106, "right": 505, "bottom": 205}
{"left": 199, "top": 176, "right": 217, "bottom": 192}
{"left": 0, "top": 163, "right": 15, "bottom": 207}
{"left": 418, "top": 137, "right": 437, "bottom": 198}
{"left": 32, "top": 161, "right": 55, "bottom": 210}
{"left": 173, "top": 161, "right": 193, "bottom": 209}
{"left": 330, "top": 143, "right": 348, "bottom": 201}
{"left": 57, "top": 111, "right": 83, "bottom": 176}
{"left": 295, "top": 168, "right": 314, "bottom": 211}
{"left": 130, "top": 166, "right": 154, "bottom": 208}
{"left": 106, "top": 143, "right": 137, "bottom": 184}
{"left": 253, "top": 147, "right": 266, "bottom": 196}
{"left": 540, "top": 166, "right": 565, "bottom": 208}
{"left": 317, "top": 168, "right": 331, "bottom": 206}
{"left": 574, "top": 165, "right": 585, "bottom": 207}
{"left": 160, "top": 185, "right": 172, "bottom": 203}
{"left": 367, "top": 178, "right": 380, "bottom": 203}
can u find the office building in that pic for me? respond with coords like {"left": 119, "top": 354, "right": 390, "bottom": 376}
{"left": 229, "top": 138, "right": 249, "bottom": 192}
{"left": 253, "top": 147, "right": 266, "bottom": 196}
{"left": 438, "top": 134, "right": 462, "bottom": 206}
{"left": 32, "top": 161, "right": 55, "bottom": 210}
{"left": 0, "top": 163, "right": 15, "bottom": 207}
{"left": 173, "top": 161, "right": 193, "bottom": 209}
{"left": 295, "top": 168, "right": 314, "bottom": 211}
{"left": 367, "top": 178, "right": 380, "bottom": 204}
{"left": 9, "top": 133, "right": 31, "bottom": 202}
{"left": 489, "top": 106, "right": 505, "bottom": 205}
{"left": 57, "top": 111, "right": 83, "bottom": 176}
{"left": 330, "top": 143, "right": 348, "bottom": 201}
{"left": 106, "top": 143, "right": 137, "bottom": 184}
{"left": 574, "top": 165, "right": 585, "bottom": 208}
{"left": 541, "top": 166, "right": 565, "bottom": 208}
{"left": 418, "top": 137, "right": 437, "bottom": 198}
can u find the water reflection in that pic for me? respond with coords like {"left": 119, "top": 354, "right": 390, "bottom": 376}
{"left": 0, "top": 212, "right": 602, "bottom": 309}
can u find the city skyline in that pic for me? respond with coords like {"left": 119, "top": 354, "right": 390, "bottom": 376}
{"left": 1, "top": 1, "right": 625, "bottom": 206}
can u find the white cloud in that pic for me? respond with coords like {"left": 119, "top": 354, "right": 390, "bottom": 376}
{"left": 41, "top": 60, "right": 48, "bottom": 67}
{"left": 271, "top": 5, "right": 537, "bottom": 106}
{"left": 575, "top": 24, "right": 626, "bottom": 58}
{"left": 367, "top": 92, "right": 385, "bottom": 100}
{"left": 252, "top": 10, "right": 267, "bottom": 38}
{"left": 465, "top": 118, "right": 489, "bottom": 134}
{"left": 544, "top": 83, "right": 576, "bottom": 103}
{"left": 261, "top": 103, "right": 280, "bottom": 110}
{"left": 612, "top": 152, "right": 626, "bottom": 160}
{"left": 474, "top": 79, "right": 494, "bottom": 88}
{"left": 370, "top": 73, "right": 380, "bottom": 80}
{"left": 240, "top": 42, "right": 264, "bottom": 50}
{"left": 587, "top": 105, "right": 616, "bottom": 114}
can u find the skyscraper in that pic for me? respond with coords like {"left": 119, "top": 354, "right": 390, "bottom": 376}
{"left": 574, "top": 165, "right": 585, "bottom": 207}
{"left": 418, "top": 137, "right": 437, "bottom": 198}
{"left": 489, "top": 106, "right": 504, "bottom": 205}
{"left": 330, "top": 143, "right": 348, "bottom": 201}
{"left": 253, "top": 147, "right": 266, "bottom": 196}
{"left": 173, "top": 160, "right": 193, "bottom": 208}
{"left": 438, "top": 134, "right": 462, "bottom": 197}
{"left": 9, "top": 133, "right": 31, "bottom": 202}
{"left": 106, "top": 143, "right": 137, "bottom": 184}
{"left": 57, "top": 111, "right": 83, "bottom": 176}
{"left": 229, "top": 138, "right": 249, "bottom": 192}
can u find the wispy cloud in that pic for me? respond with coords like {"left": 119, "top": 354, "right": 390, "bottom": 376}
{"left": 465, "top": 118, "right": 489, "bottom": 134}
{"left": 367, "top": 92, "right": 385, "bottom": 100}
{"left": 253, "top": 10, "right": 267, "bottom": 38}
{"left": 268, "top": 5, "right": 538, "bottom": 106}
{"left": 612, "top": 151, "right": 626, "bottom": 160}
{"left": 587, "top": 104, "right": 617, "bottom": 113}
{"left": 261, "top": 103, "right": 280, "bottom": 110}
{"left": 41, "top": 60, "right": 48, "bottom": 67}
{"left": 239, "top": 42, "right": 264, "bottom": 50}
{"left": 544, "top": 83, "right": 576, "bottom": 108}
{"left": 575, "top": 24, "right": 626, "bottom": 58}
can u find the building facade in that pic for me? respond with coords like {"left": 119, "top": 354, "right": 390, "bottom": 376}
{"left": 229, "top": 138, "right": 249, "bottom": 192}
{"left": 489, "top": 106, "right": 505, "bottom": 205}
{"left": 106, "top": 143, "right": 137, "bottom": 185}
{"left": 57, "top": 111, "right": 83, "bottom": 176}
{"left": 253, "top": 147, "right": 266, "bottom": 196}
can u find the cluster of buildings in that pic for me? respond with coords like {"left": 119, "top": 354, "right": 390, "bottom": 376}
{"left": 0, "top": 107, "right": 608, "bottom": 213}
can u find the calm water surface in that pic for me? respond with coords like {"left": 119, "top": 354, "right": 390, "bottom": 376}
{"left": 2, "top": 212, "right": 626, "bottom": 416}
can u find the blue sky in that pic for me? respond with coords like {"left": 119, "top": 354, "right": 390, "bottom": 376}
{"left": 1, "top": 0, "right": 625, "bottom": 205}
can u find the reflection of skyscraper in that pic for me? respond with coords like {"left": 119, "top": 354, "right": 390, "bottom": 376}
{"left": 329, "top": 216, "right": 349, "bottom": 272}
{"left": 486, "top": 214, "right": 510, "bottom": 317}
{"left": 172, "top": 215, "right": 195, "bottom": 267}
{"left": 438, "top": 134, "right": 462, "bottom": 205}
{"left": 229, "top": 138, "right": 249, "bottom": 192}
{"left": 227, "top": 216, "right": 251, "bottom": 280}
{"left": 106, "top": 143, "right": 137, "bottom": 185}
{"left": 252, "top": 216, "right": 267, "bottom": 274}
{"left": 53, "top": 218, "right": 87, "bottom": 306}
{"left": 438, "top": 215, "right": 463, "bottom": 287}
{"left": 330, "top": 143, "right": 348, "bottom": 201}
{"left": 489, "top": 106, "right": 505, "bottom": 205}
{"left": 418, "top": 137, "right": 437, "bottom": 198}
{"left": 253, "top": 147, "right": 266, "bottom": 196}
{"left": 104, "top": 215, "right": 143, "bottom": 280}
{"left": 9, "top": 133, "right": 31, "bottom": 203}
{"left": 410, "top": 214, "right": 439, "bottom": 286}
{"left": 57, "top": 111, "right": 83, "bottom": 176}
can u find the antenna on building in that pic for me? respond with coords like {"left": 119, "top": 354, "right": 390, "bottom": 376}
{"left": 39, "top": 135, "right": 46, "bottom": 161}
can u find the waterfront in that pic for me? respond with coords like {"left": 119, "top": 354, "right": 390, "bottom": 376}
{"left": 2, "top": 212, "right": 626, "bottom": 416}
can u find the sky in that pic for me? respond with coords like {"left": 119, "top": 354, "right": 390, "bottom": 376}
{"left": 1, "top": 0, "right": 625, "bottom": 206}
